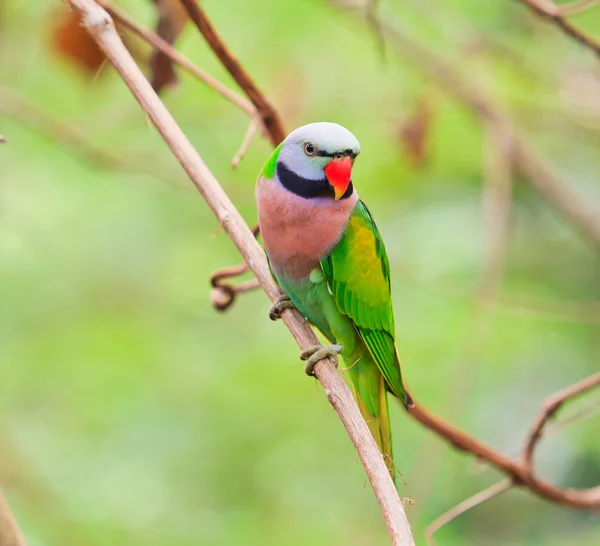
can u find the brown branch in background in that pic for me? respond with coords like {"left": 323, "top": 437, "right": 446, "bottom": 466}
{"left": 516, "top": 0, "right": 600, "bottom": 59}
{"left": 96, "top": 0, "right": 256, "bottom": 117}
{"left": 148, "top": 0, "right": 189, "bottom": 93}
{"left": 0, "top": 135, "right": 6, "bottom": 143}
{"left": 180, "top": 0, "right": 289, "bottom": 307}
{"left": 407, "top": 378, "right": 600, "bottom": 509}
{"left": 0, "top": 490, "right": 27, "bottom": 546}
{"left": 522, "top": 372, "right": 600, "bottom": 469}
{"left": 180, "top": 0, "right": 286, "bottom": 147}
{"left": 63, "top": 2, "right": 415, "bottom": 544}
{"left": 425, "top": 479, "right": 513, "bottom": 545}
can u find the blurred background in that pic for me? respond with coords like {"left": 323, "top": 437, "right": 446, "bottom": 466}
{"left": 1, "top": 0, "right": 600, "bottom": 544}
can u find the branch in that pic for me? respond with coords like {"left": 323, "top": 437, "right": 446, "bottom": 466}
{"left": 231, "top": 117, "right": 259, "bottom": 168}
{"left": 0, "top": 135, "right": 6, "bottom": 143}
{"left": 95, "top": 0, "right": 256, "bottom": 118}
{"left": 0, "top": 490, "right": 27, "bottom": 546}
{"left": 63, "top": 2, "right": 414, "bottom": 544}
{"left": 424, "top": 479, "right": 512, "bottom": 545}
{"left": 408, "top": 385, "right": 600, "bottom": 508}
{"left": 516, "top": 0, "right": 600, "bottom": 59}
{"left": 210, "top": 224, "right": 260, "bottom": 311}
{"left": 556, "top": 0, "right": 600, "bottom": 16}
{"left": 478, "top": 122, "right": 513, "bottom": 300}
{"left": 522, "top": 371, "right": 600, "bottom": 469}
{"left": 179, "top": 0, "right": 289, "bottom": 306}
{"left": 179, "top": 0, "right": 286, "bottom": 147}
{"left": 417, "top": 372, "right": 600, "bottom": 539}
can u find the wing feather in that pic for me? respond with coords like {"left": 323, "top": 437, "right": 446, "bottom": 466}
{"left": 321, "top": 200, "right": 406, "bottom": 401}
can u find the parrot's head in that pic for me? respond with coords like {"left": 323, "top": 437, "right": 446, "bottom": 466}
{"left": 267, "top": 122, "right": 361, "bottom": 201}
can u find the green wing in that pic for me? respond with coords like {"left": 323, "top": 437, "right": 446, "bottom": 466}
{"left": 321, "top": 200, "right": 407, "bottom": 403}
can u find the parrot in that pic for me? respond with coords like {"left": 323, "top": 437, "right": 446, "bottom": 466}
{"left": 255, "top": 122, "right": 412, "bottom": 480}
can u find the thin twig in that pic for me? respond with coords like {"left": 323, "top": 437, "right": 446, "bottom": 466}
{"left": 179, "top": 0, "right": 286, "bottom": 147}
{"left": 62, "top": 2, "right": 415, "bottom": 544}
{"left": 516, "top": 0, "right": 600, "bottom": 59}
{"left": 96, "top": 0, "right": 257, "bottom": 118}
{"left": 545, "top": 397, "right": 600, "bottom": 435}
{"left": 479, "top": 122, "right": 513, "bottom": 300}
{"left": 231, "top": 117, "right": 259, "bottom": 168}
{"left": 365, "top": 0, "right": 387, "bottom": 61}
{"left": 211, "top": 278, "right": 260, "bottom": 310}
{"left": 210, "top": 224, "right": 259, "bottom": 311}
{"left": 0, "top": 490, "right": 27, "bottom": 546}
{"left": 191, "top": 0, "right": 292, "bottom": 293}
{"left": 425, "top": 479, "right": 513, "bottom": 545}
{"left": 522, "top": 372, "right": 600, "bottom": 469}
{"left": 557, "top": 0, "right": 600, "bottom": 15}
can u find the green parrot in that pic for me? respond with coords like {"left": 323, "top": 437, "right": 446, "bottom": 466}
{"left": 256, "top": 122, "right": 411, "bottom": 480}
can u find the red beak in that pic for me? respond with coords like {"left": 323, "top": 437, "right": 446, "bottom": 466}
{"left": 324, "top": 156, "right": 353, "bottom": 200}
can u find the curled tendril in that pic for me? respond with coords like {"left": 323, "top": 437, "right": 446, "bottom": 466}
{"left": 210, "top": 224, "right": 260, "bottom": 311}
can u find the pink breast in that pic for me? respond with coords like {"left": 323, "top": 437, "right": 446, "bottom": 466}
{"left": 256, "top": 177, "right": 358, "bottom": 279}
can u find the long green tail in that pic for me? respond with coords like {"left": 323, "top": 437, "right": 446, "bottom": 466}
{"left": 345, "top": 348, "right": 395, "bottom": 481}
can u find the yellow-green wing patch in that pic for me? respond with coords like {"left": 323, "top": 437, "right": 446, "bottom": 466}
{"left": 321, "top": 200, "right": 406, "bottom": 400}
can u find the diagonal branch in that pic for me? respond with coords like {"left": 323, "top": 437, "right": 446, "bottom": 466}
{"left": 0, "top": 490, "right": 27, "bottom": 546}
{"left": 516, "top": 0, "right": 600, "bottom": 60}
{"left": 557, "top": 0, "right": 600, "bottom": 16}
{"left": 62, "top": 1, "right": 414, "bottom": 544}
{"left": 179, "top": 0, "right": 286, "bottom": 147}
{"left": 95, "top": 0, "right": 256, "bottom": 118}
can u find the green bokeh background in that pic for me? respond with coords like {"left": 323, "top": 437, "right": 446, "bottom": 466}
{"left": 1, "top": 1, "right": 600, "bottom": 544}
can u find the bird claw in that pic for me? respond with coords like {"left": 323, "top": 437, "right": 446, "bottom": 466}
{"left": 269, "top": 294, "right": 295, "bottom": 320}
{"left": 300, "top": 344, "right": 342, "bottom": 376}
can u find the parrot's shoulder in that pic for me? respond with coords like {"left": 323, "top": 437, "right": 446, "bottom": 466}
{"left": 320, "top": 198, "right": 394, "bottom": 333}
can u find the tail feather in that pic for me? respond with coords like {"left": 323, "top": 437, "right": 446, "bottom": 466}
{"left": 347, "top": 352, "right": 396, "bottom": 482}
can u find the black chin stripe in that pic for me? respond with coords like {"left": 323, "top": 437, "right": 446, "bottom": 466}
{"left": 340, "top": 182, "right": 354, "bottom": 199}
{"left": 276, "top": 162, "right": 354, "bottom": 200}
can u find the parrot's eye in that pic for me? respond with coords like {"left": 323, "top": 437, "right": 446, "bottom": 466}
{"left": 303, "top": 143, "right": 317, "bottom": 157}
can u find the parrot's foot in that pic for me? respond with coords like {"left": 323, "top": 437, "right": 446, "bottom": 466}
{"left": 300, "top": 344, "right": 342, "bottom": 376}
{"left": 269, "top": 294, "right": 295, "bottom": 321}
